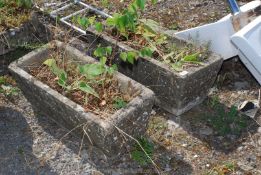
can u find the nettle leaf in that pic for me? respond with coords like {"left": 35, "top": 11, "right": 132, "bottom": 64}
{"left": 94, "top": 46, "right": 112, "bottom": 58}
{"left": 88, "top": 16, "right": 96, "bottom": 25}
{"left": 44, "top": 59, "right": 68, "bottom": 88}
{"left": 106, "top": 13, "right": 121, "bottom": 26}
{"left": 183, "top": 53, "right": 200, "bottom": 62}
{"left": 100, "top": 57, "right": 107, "bottom": 65}
{"left": 127, "top": 51, "right": 138, "bottom": 64}
{"left": 95, "top": 22, "right": 103, "bottom": 32}
{"left": 43, "top": 59, "right": 66, "bottom": 78}
{"left": 77, "top": 16, "right": 90, "bottom": 29}
{"left": 58, "top": 72, "right": 67, "bottom": 88}
{"left": 151, "top": 0, "right": 157, "bottom": 4}
{"left": 139, "top": 47, "right": 153, "bottom": 58}
{"left": 113, "top": 98, "right": 127, "bottom": 109}
{"left": 120, "top": 52, "right": 127, "bottom": 62}
{"left": 120, "top": 51, "right": 138, "bottom": 64}
{"left": 135, "top": 0, "right": 146, "bottom": 11}
{"left": 78, "top": 81, "right": 99, "bottom": 98}
{"left": 43, "top": 58, "right": 56, "bottom": 67}
{"left": 79, "top": 64, "right": 105, "bottom": 78}
{"left": 107, "top": 64, "right": 118, "bottom": 75}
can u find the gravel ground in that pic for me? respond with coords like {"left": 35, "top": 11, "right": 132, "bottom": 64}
{"left": 1, "top": 58, "right": 261, "bottom": 175}
{"left": 1, "top": 0, "right": 261, "bottom": 175}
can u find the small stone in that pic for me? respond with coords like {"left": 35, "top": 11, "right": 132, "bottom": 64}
{"left": 151, "top": 110, "right": 156, "bottom": 115}
{"left": 199, "top": 127, "right": 213, "bottom": 136}
{"left": 206, "top": 164, "right": 210, "bottom": 168}
{"left": 193, "top": 154, "right": 198, "bottom": 158}
{"left": 257, "top": 127, "right": 261, "bottom": 133}
{"left": 182, "top": 143, "right": 188, "bottom": 147}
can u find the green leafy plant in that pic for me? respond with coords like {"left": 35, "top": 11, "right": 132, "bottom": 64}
{"left": 43, "top": 47, "right": 117, "bottom": 102}
{"left": 208, "top": 105, "right": 248, "bottom": 136}
{"left": 74, "top": 15, "right": 103, "bottom": 33}
{"left": 131, "top": 137, "right": 154, "bottom": 166}
{"left": 113, "top": 98, "right": 127, "bottom": 109}
{"left": 16, "top": 0, "right": 32, "bottom": 8}
{"left": 0, "top": 76, "right": 19, "bottom": 96}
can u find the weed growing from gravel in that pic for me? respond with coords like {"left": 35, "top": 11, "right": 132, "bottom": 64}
{"left": 0, "top": 76, "right": 19, "bottom": 96}
{"left": 207, "top": 104, "right": 248, "bottom": 136}
{"left": 131, "top": 136, "right": 154, "bottom": 166}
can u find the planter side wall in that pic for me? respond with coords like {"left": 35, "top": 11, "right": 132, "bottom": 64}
{"left": 9, "top": 43, "right": 155, "bottom": 157}
{"left": 71, "top": 34, "right": 223, "bottom": 115}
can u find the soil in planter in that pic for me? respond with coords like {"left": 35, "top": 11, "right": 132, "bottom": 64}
{"left": 28, "top": 47, "right": 137, "bottom": 117}
{"left": 67, "top": 9, "right": 105, "bottom": 30}
{"left": 82, "top": 0, "right": 231, "bottom": 30}
{"left": 0, "top": 0, "right": 33, "bottom": 32}
{"left": 68, "top": 9, "right": 211, "bottom": 72}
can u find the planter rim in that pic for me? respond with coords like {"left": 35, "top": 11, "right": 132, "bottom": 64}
{"left": 8, "top": 40, "right": 154, "bottom": 131}
{"left": 85, "top": 28, "right": 222, "bottom": 78}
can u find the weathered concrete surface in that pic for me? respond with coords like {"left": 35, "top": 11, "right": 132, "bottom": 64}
{"left": 0, "top": 12, "right": 51, "bottom": 55}
{"left": 0, "top": 12, "right": 52, "bottom": 74}
{"left": 71, "top": 28, "right": 223, "bottom": 116}
{"left": 9, "top": 41, "right": 155, "bottom": 158}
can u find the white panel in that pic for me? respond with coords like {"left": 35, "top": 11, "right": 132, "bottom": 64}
{"left": 231, "top": 16, "right": 261, "bottom": 85}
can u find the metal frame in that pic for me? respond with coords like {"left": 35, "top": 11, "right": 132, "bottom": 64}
{"left": 36, "top": 1, "right": 112, "bottom": 35}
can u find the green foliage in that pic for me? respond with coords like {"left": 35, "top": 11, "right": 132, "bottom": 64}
{"left": 113, "top": 98, "right": 127, "bottom": 109}
{"left": 94, "top": 46, "right": 112, "bottom": 58}
{"left": 43, "top": 59, "right": 68, "bottom": 89}
{"left": 16, "top": 0, "right": 32, "bottom": 8}
{"left": 0, "top": 76, "right": 19, "bottom": 96}
{"left": 74, "top": 15, "right": 103, "bottom": 33}
{"left": 120, "top": 51, "right": 138, "bottom": 64}
{"left": 106, "top": 0, "right": 148, "bottom": 37}
{"left": 43, "top": 46, "right": 118, "bottom": 101}
{"left": 207, "top": 161, "right": 236, "bottom": 175}
{"left": 208, "top": 105, "right": 248, "bottom": 136}
{"left": 131, "top": 137, "right": 154, "bottom": 166}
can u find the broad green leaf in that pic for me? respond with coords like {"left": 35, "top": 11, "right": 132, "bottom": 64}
{"left": 120, "top": 52, "right": 127, "bottom": 62}
{"left": 43, "top": 58, "right": 56, "bottom": 67}
{"left": 183, "top": 53, "right": 200, "bottom": 62}
{"left": 78, "top": 81, "right": 99, "bottom": 98}
{"left": 77, "top": 16, "right": 90, "bottom": 29}
{"left": 107, "top": 64, "right": 118, "bottom": 75}
{"left": 94, "top": 46, "right": 112, "bottom": 58}
{"left": 127, "top": 51, "right": 138, "bottom": 64}
{"left": 139, "top": 47, "right": 153, "bottom": 58}
{"left": 151, "top": 0, "right": 157, "bottom": 4}
{"left": 135, "top": 0, "right": 146, "bottom": 11}
{"left": 100, "top": 57, "right": 107, "bottom": 65}
{"left": 57, "top": 72, "right": 67, "bottom": 88}
{"left": 95, "top": 22, "right": 103, "bottom": 32}
{"left": 88, "top": 16, "right": 96, "bottom": 25}
{"left": 79, "top": 64, "right": 105, "bottom": 78}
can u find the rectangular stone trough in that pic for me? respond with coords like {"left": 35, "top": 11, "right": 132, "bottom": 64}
{"left": 8, "top": 41, "right": 155, "bottom": 157}
{"left": 70, "top": 30, "right": 223, "bottom": 116}
{"left": 53, "top": 4, "right": 223, "bottom": 115}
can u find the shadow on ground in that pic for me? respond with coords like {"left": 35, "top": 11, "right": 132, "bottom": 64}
{"left": 33, "top": 107, "right": 193, "bottom": 175}
{"left": 161, "top": 58, "right": 260, "bottom": 154}
{"left": 0, "top": 107, "right": 56, "bottom": 175}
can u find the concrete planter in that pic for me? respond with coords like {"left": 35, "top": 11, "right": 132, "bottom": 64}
{"left": 54, "top": 4, "right": 223, "bottom": 115}
{"left": 9, "top": 41, "right": 155, "bottom": 157}
{"left": 71, "top": 28, "right": 223, "bottom": 115}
